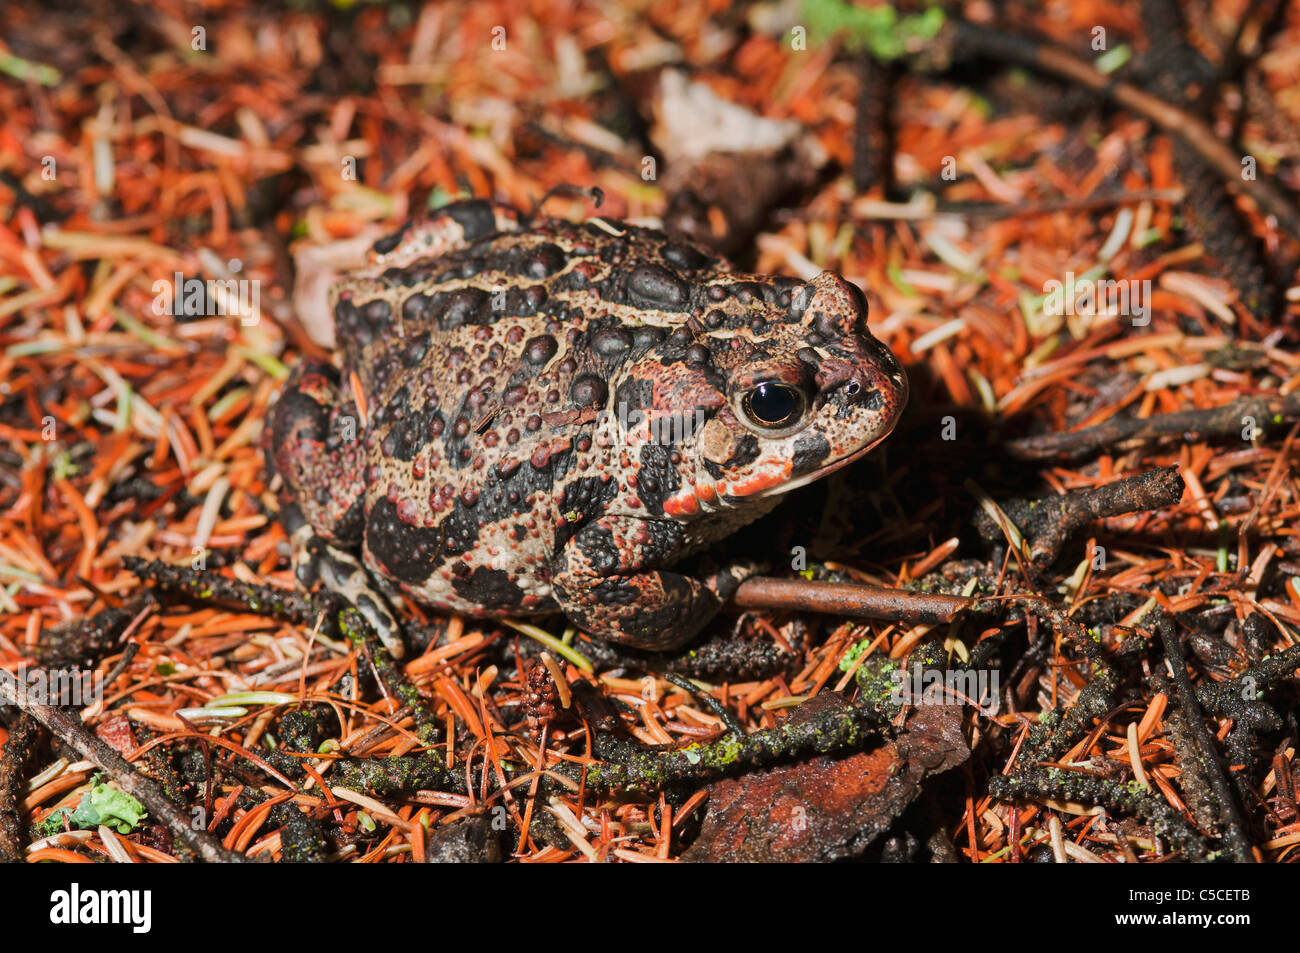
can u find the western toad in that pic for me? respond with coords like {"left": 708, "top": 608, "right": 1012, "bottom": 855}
{"left": 268, "top": 199, "right": 907, "bottom": 654}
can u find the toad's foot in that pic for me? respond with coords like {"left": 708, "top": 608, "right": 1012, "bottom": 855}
{"left": 291, "top": 520, "right": 407, "bottom": 659}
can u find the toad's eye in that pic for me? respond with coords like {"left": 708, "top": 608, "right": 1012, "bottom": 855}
{"left": 741, "top": 382, "right": 805, "bottom": 430}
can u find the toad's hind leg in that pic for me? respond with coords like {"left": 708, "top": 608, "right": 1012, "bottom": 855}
{"left": 267, "top": 360, "right": 406, "bottom": 657}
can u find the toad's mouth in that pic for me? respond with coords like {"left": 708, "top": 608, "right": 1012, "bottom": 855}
{"left": 754, "top": 423, "right": 901, "bottom": 498}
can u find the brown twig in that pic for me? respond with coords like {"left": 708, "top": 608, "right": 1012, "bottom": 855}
{"left": 0, "top": 714, "right": 40, "bottom": 863}
{"left": 1006, "top": 394, "right": 1300, "bottom": 461}
{"left": 973, "top": 466, "right": 1186, "bottom": 566}
{"left": 1157, "top": 623, "right": 1255, "bottom": 862}
{"left": 1216, "top": 0, "right": 1283, "bottom": 91}
{"left": 852, "top": 52, "right": 898, "bottom": 195}
{"left": 731, "top": 577, "right": 973, "bottom": 624}
{"left": 935, "top": 188, "right": 1186, "bottom": 220}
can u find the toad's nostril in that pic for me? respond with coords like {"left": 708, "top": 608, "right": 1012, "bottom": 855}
{"left": 842, "top": 379, "right": 882, "bottom": 410}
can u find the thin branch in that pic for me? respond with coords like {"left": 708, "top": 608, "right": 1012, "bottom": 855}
{"left": 1006, "top": 393, "right": 1300, "bottom": 461}
{"left": 731, "top": 577, "right": 973, "bottom": 624}
{"left": 973, "top": 466, "right": 1186, "bottom": 565}
{"left": 1158, "top": 624, "right": 1255, "bottom": 862}
{"left": 0, "top": 714, "right": 40, "bottom": 863}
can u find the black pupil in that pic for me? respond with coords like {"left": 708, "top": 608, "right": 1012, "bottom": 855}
{"left": 748, "top": 383, "right": 798, "bottom": 426}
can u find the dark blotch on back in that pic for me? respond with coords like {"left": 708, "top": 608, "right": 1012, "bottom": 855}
{"left": 613, "top": 378, "right": 655, "bottom": 416}
{"left": 372, "top": 221, "right": 411, "bottom": 256}
{"left": 589, "top": 325, "right": 633, "bottom": 360}
{"left": 631, "top": 326, "right": 666, "bottom": 351}
{"left": 433, "top": 498, "right": 485, "bottom": 562}
{"left": 437, "top": 288, "right": 491, "bottom": 330}
{"left": 445, "top": 200, "right": 499, "bottom": 241}
{"left": 271, "top": 381, "right": 333, "bottom": 453}
{"left": 403, "top": 291, "right": 436, "bottom": 324}
{"left": 570, "top": 374, "right": 608, "bottom": 408}
{"left": 334, "top": 296, "right": 372, "bottom": 348}
{"left": 526, "top": 243, "right": 567, "bottom": 278}
{"left": 477, "top": 241, "right": 567, "bottom": 280}
{"left": 524, "top": 334, "right": 558, "bottom": 365}
{"left": 558, "top": 476, "right": 618, "bottom": 544}
{"left": 465, "top": 457, "right": 558, "bottom": 527}
{"left": 378, "top": 386, "right": 443, "bottom": 462}
{"left": 451, "top": 567, "right": 524, "bottom": 609}
{"left": 366, "top": 497, "right": 451, "bottom": 584}
{"left": 401, "top": 331, "right": 431, "bottom": 367}
{"left": 662, "top": 242, "right": 710, "bottom": 271}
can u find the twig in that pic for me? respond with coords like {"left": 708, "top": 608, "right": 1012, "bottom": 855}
{"left": 1006, "top": 393, "right": 1300, "bottom": 461}
{"left": 124, "top": 556, "right": 320, "bottom": 624}
{"left": 575, "top": 699, "right": 884, "bottom": 792}
{"left": 333, "top": 689, "right": 893, "bottom": 797}
{"left": 662, "top": 672, "right": 744, "bottom": 737}
{"left": 1154, "top": 673, "right": 1222, "bottom": 834}
{"left": 337, "top": 607, "right": 441, "bottom": 746}
{"left": 1196, "top": 643, "right": 1300, "bottom": 715}
{"left": 0, "top": 714, "right": 39, "bottom": 863}
{"left": 852, "top": 52, "right": 898, "bottom": 195}
{"left": 34, "top": 605, "right": 137, "bottom": 668}
{"left": 989, "top": 769, "right": 1209, "bottom": 860}
{"left": 972, "top": 466, "right": 1186, "bottom": 566}
{"left": 330, "top": 754, "right": 466, "bottom": 797}
{"left": 934, "top": 188, "right": 1186, "bottom": 220}
{"left": 1215, "top": 0, "right": 1283, "bottom": 91}
{"left": 944, "top": 17, "right": 1300, "bottom": 239}
{"left": 732, "top": 577, "right": 973, "bottom": 624}
{"left": 129, "top": 558, "right": 442, "bottom": 744}
{"left": 1007, "top": 602, "right": 1121, "bottom": 763}
{"left": 1158, "top": 624, "right": 1255, "bottom": 862}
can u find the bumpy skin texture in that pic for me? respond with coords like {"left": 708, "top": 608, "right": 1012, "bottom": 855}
{"left": 269, "top": 199, "right": 907, "bottom": 650}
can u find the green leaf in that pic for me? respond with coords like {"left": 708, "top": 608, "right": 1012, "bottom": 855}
{"left": 0, "top": 51, "right": 61, "bottom": 86}
{"left": 803, "top": 0, "right": 946, "bottom": 61}
{"left": 1094, "top": 43, "right": 1132, "bottom": 75}
{"left": 73, "top": 782, "right": 147, "bottom": 834}
{"left": 428, "top": 186, "right": 470, "bottom": 210}
{"left": 39, "top": 781, "right": 148, "bottom": 836}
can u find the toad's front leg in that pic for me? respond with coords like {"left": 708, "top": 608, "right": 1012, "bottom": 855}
{"left": 267, "top": 360, "right": 406, "bottom": 656}
{"left": 551, "top": 516, "right": 752, "bottom": 650}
